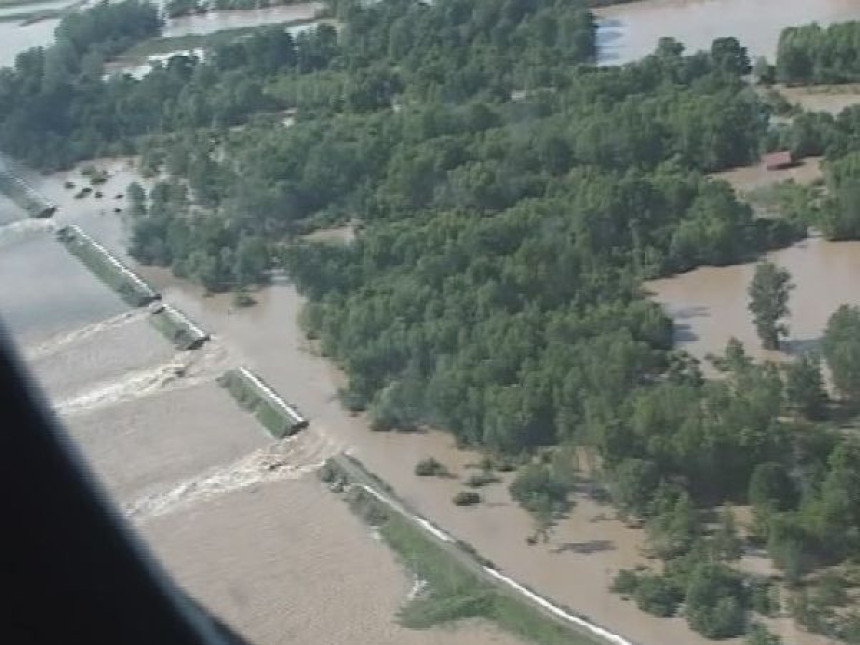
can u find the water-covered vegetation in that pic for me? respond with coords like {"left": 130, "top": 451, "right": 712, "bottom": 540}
{"left": 4, "top": 0, "right": 860, "bottom": 641}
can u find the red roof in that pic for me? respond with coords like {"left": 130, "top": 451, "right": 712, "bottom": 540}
{"left": 763, "top": 150, "right": 793, "bottom": 169}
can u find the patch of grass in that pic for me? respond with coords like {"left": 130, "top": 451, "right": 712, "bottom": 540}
{"left": 380, "top": 514, "right": 597, "bottom": 644}
{"left": 217, "top": 369, "right": 303, "bottom": 438}
{"left": 149, "top": 306, "right": 209, "bottom": 349}
{"left": 327, "top": 456, "right": 605, "bottom": 644}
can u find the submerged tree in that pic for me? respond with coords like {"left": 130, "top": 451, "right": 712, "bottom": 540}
{"left": 748, "top": 262, "right": 794, "bottom": 350}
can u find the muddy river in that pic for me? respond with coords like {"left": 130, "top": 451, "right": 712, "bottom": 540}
{"left": 595, "top": 0, "right": 860, "bottom": 66}
{"left": 647, "top": 235, "right": 860, "bottom": 366}
{"left": 3, "top": 158, "right": 844, "bottom": 645}
{"left": 0, "top": 159, "right": 530, "bottom": 645}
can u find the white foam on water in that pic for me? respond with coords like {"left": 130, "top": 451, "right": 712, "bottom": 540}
{"left": 0, "top": 217, "right": 53, "bottom": 248}
{"left": 53, "top": 344, "right": 231, "bottom": 416}
{"left": 24, "top": 309, "right": 146, "bottom": 360}
{"left": 124, "top": 431, "right": 341, "bottom": 521}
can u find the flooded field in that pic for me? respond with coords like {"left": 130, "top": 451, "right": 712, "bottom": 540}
{"left": 712, "top": 157, "right": 823, "bottom": 193}
{"left": 0, "top": 227, "right": 126, "bottom": 345}
{"left": 777, "top": 83, "right": 860, "bottom": 115}
{"left": 647, "top": 235, "right": 860, "bottom": 365}
{"left": 0, "top": 158, "right": 532, "bottom": 645}
{"left": 595, "top": 0, "right": 860, "bottom": 66}
{"left": 144, "top": 478, "right": 526, "bottom": 645}
{"left": 6, "top": 156, "right": 850, "bottom": 645}
{"left": 162, "top": 2, "right": 323, "bottom": 38}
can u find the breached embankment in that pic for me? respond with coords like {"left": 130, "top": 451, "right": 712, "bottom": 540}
{"left": 52, "top": 224, "right": 211, "bottom": 351}
{"left": 53, "top": 343, "right": 230, "bottom": 417}
{"left": 56, "top": 224, "right": 159, "bottom": 307}
{"left": 218, "top": 367, "right": 309, "bottom": 438}
{"left": 124, "top": 430, "right": 340, "bottom": 520}
{"left": 0, "top": 217, "right": 54, "bottom": 248}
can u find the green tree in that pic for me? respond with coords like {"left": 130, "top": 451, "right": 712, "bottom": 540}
{"left": 685, "top": 562, "right": 748, "bottom": 638}
{"left": 711, "top": 37, "right": 752, "bottom": 76}
{"left": 712, "top": 505, "right": 743, "bottom": 561}
{"left": 646, "top": 487, "right": 700, "bottom": 559}
{"left": 633, "top": 575, "right": 682, "bottom": 617}
{"left": 748, "top": 261, "right": 794, "bottom": 350}
{"left": 785, "top": 352, "right": 828, "bottom": 419}
{"left": 611, "top": 458, "right": 660, "bottom": 519}
{"left": 749, "top": 462, "right": 796, "bottom": 513}
{"left": 753, "top": 57, "right": 775, "bottom": 85}
{"left": 509, "top": 462, "right": 570, "bottom": 518}
{"left": 746, "top": 624, "right": 783, "bottom": 645}
{"left": 822, "top": 305, "right": 860, "bottom": 401}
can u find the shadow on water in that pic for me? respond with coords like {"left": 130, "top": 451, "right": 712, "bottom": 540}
{"left": 673, "top": 304, "right": 710, "bottom": 320}
{"left": 673, "top": 323, "right": 699, "bottom": 343}
{"left": 552, "top": 539, "right": 616, "bottom": 555}
{"left": 781, "top": 337, "right": 821, "bottom": 356}
{"left": 596, "top": 28, "right": 623, "bottom": 44}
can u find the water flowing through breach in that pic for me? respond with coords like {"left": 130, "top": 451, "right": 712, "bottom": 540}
{"left": 123, "top": 430, "right": 342, "bottom": 521}
{"left": 24, "top": 309, "right": 148, "bottom": 360}
{"left": 0, "top": 218, "right": 53, "bottom": 249}
{"left": 53, "top": 343, "right": 233, "bottom": 416}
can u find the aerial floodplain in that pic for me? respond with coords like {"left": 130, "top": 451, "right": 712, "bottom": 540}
{"left": 4, "top": 1, "right": 860, "bottom": 645}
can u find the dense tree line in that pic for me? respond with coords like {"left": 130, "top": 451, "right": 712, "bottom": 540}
{"left": 777, "top": 21, "right": 860, "bottom": 85}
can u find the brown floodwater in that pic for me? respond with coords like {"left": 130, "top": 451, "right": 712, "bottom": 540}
{"left": 595, "top": 0, "right": 860, "bottom": 66}
{"left": 13, "top": 157, "right": 849, "bottom": 645}
{"left": 647, "top": 235, "right": 860, "bottom": 365}
{"left": 143, "top": 478, "right": 526, "bottom": 645}
{"left": 0, "top": 160, "right": 527, "bottom": 645}
{"left": 777, "top": 84, "right": 860, "bottom": 115}
{"left": 711, "top": 157, "right": 823, "bottom": 194}
{"left": 0, "top": 227, "right": 127, "bottom": 345}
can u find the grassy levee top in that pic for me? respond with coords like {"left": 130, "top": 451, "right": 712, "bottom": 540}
{"left": 218, "top": 368, "right": 307, "bottom": 438}
{"left": 321, "top": 455, "right": 621, "bottom": 645}
{"left": 56, "top": 225, "right": 159, "bottom": 307}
